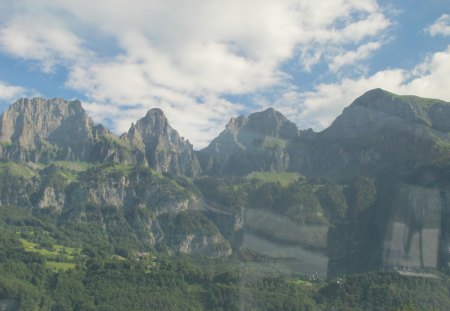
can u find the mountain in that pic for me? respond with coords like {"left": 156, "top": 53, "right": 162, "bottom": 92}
{"left": 0, "top": 98, "right": 201, "bottom": 177}
{"left": 290, "top": 89, "right": 450, "bottom": 276}
{"left": 0, "top": 99, "right": 225, "bottom": 257}
{"left": 195, "top": 89, "right": 450, "bottom": 277}
{"left": 0, "top": 161, "right": 231, "bottom": 257}
{"left": 0, "top": 97, "right": 135, "bottom": 164}
{"left": 198, "top": 88, "right": 450, "bottom": 180}
{"left": 197, "top": 107, "right": 299, "bottom": 175}
{"left": 1, "top": 89, "right": 450, "bottom": 280}
{"left": 122, "top": 108, "right": 201, "bottom": 177}
{"left": 289, "top": 88, "right": 450, "bottom": 179}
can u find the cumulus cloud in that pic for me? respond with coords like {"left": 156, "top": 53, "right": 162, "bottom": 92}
{"left": 426, "top": 14, "right": 450, "bottom": 37}
{"left": 0, "top": 16, "right": 86, "bottom": 72}
{"left": 0, "top": 0, "right": 391, "bottom": 147}
{"left": 329, "top": 41, "right": 382, "bottom": 72}
{"left": 0, "top": 81, "right": 28, "bottom": 103}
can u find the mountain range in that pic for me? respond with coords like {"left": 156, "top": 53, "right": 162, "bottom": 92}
{"left": 1, "top": 88, "right": 450, "bottom": 279}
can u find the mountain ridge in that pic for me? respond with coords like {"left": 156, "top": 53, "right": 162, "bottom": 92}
{"left": 2, "top": 89, "right": 448, "bottom": 156}
{"left": 1, "top": 88, "right": 450, "bottom": 279}
{"left": 2, "top": 89, "right": 450, "bottom": 179}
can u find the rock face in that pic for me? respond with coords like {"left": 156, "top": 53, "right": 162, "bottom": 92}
{"left": 2, "top": 90, "right": 450, "bottom": 269}
{"left": 122, "top": 109, "right": 201, "bottom": 177}
{"left": 0, "top": 163, "right": 230, "bottom": 257}
{"left": 0, "top": 98, "right": 87, "bottom": 148}
{"left": 198, "top": 108, "right": 298, "bottom": 175}
{"left": 0, "top": 97, "right": 135, "bottom": 164}
{"left": 322, "top": 88, "right": 450, "bottom": 138}
{"left": 289, "top": 89, "right": 450, "bottom": 180}
{"left": 0, "top": 98, "right": 200, "bottom": 176}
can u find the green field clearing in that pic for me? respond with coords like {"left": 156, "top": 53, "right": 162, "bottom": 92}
{"left": 102, "top": 164, "right": 135, "bottom": 174}
{"left": 20, "top": 239, "right": 79, "bottom": 270}
{"left": 0, "top": 162, "right": 37, "bottom": 178}
{"left": 245, "top": 171, "right": 301, "bottom": 186}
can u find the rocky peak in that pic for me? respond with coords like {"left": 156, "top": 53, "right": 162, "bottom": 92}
{"left": 198, "top": 108, "right": 297, "bottom": 175}
{"left": 0, "top": 97, "right": 92, "bottom": 147}
{"left": 322, "top": 88, "right": 450, "bottom": 139}
{"left": 294, "top": 89, "right": 450, "bottom": 180}
{"left": 222, "top": 108, "right": 299, "bottom": 139}
{"left": 245, "top": 108, "right": 299, "bottom": 139}
{"left": 224, "top": 115, "right": 247, "bottom": 134}
{"left": 0, "top": 97, "right": 137, "bottom": 164}
{"left": 349, "top": 88, "right": 432, "bottom": 123}
{"left": 124, "top": 108, "right": 201, "bottom": 177}
{"left": 134, "top": 108, "right": 171, "bottom": 144}
{"left": 145, "top": 107, "right": 165, "bottom": 117}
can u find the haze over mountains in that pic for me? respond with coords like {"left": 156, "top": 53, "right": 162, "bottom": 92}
{"left": 1, "top": 88, "right": 450, "bottom": 278}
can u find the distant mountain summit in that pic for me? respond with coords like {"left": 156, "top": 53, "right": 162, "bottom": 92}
{"left": 123, "top": 108, "right": 201, "bottom": 177}
{"left": 197, "top": 108, "right": 299, "bottom": 175}
{"left": 0, "top": 98, "right": 87, "bottom": 148}
{"left": 290, "top": 88, "right": 450, "bottom": 179}
{"left": 0, "top": 97, "right": 134, "bottom": 164}
{"left": 1, "top": 89, "right": 450, "bottom": 277}
{"left": 238, "top": 107, "right": 299, "bottom": 139}
{"left": 0, "top": 99, "right": 201, "bottom": 177}
{"left": 2, "top": 89, "right": 450, "bottom": 179}
{"left": 323, "top": 88, "right": 450, "bottom": 138}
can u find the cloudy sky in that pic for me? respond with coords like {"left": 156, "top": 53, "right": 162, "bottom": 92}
{"left": 0, "top": 0, "right": 449, "bottom": 148}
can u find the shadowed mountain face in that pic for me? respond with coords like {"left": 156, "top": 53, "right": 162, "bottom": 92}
{"left": 1, "top": 89, "right": 450, "bottom": 278}
{"left": 197, "top": 108, "right": 299, "bottom": 176}
{"left": 6, "top": 90, "right": 448, "bottom": 179}
{"left": 122, "top": 108, "right": 201, "bottom": 177}
{"left": 0, "top": 98, "right": 135, "bottom": 164}
{"left": 0, "top": 98, "right": 88, "bottom": 147}
{"left": 0, "top": 99, "right": 201, "bottom": 177}
{"left": 289, "top": 89, "right": 450, "bottom": 180}
{"left": 0, "top": 98, "right": 88, "bottom": 158}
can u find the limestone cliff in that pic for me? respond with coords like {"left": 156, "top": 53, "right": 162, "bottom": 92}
{"left": 197, "top": 108, "right": 298, "bottom": 175}
{"left": 0, "top": 97, "right": 135, "bottom": 164}
{"left": 122, "top": 108, "right": 201, "bottom": 177}
{"left": 289, "top": 89, "right": 450, "bottom": 180}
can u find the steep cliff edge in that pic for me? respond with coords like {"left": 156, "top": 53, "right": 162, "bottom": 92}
{"left": 122, "top": 108, "right": 201, "bottom": 177}
{"left": 0, "top": 98, "right": 135, "bottom": 164}
{"left": 197, "top": 108, "right": 298, "bottom": 175}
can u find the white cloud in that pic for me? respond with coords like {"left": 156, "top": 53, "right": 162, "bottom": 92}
{"left": 297, "top": 10, "right": 390, "bottom": 72}
{"left": 0, "top": 0, "right": 391, "bottom": 147}
{"left": 329, "top": 41, "right": 382, "bottom": 72}
{"left": 0, "top": 81, "right": 28, "bottom": 103}
{"left": 275, "top": 45, "right": 450, "bottom": 131}
{"left": 426, "top": 14, "right": 450, "bottom": 37}
{"left": 0, "top": 17, "right": 86, "bottom": 72}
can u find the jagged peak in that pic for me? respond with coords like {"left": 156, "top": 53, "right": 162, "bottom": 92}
{"left": 0, "top": 97, "right": 91, "bottom": 142}
{"left": 145, "top": 107, "right": 166, "bottom": 118}
{"left": 9, "top": 97, "right": 83, "bottom": 111}
{"left": 246, "top": 107, "right": 298, "bottom": 139}
{"left": 250, "top": 107, "right": 285, "bottom": 118}
{"left": 224, "top": 107, "right": 293, "bottom": 130}
{"left": 133, "top": 108, "right": 171, "bottom": 136}
{"left": 217, "top": 107, "right": 299, "bottom": 142}
{"left": 225, "top": 115, "right": 247, "bottom": 132}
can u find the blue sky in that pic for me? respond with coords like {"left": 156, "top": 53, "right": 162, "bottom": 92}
{"left": 0, "top": 0, "right": 449, "bottom": 147}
